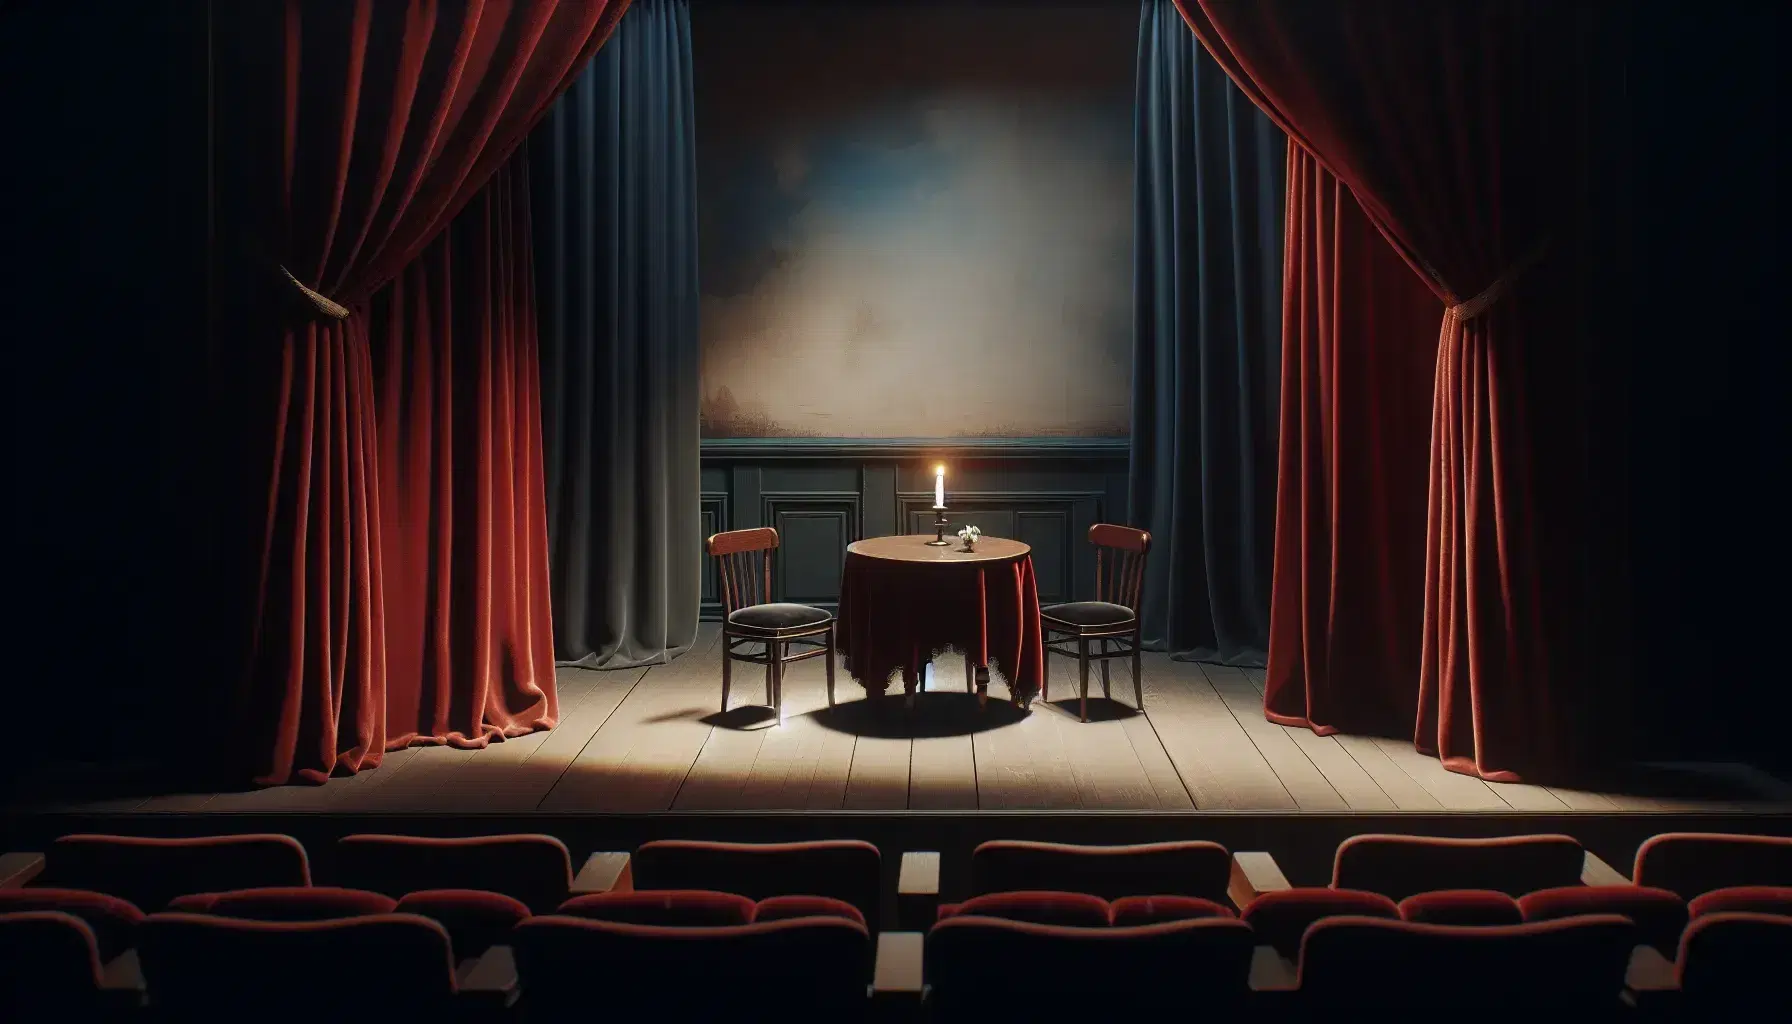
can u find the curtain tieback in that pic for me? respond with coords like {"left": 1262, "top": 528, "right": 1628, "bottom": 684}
{"left": 1443, "top": 241, "right": 1550, "bottom": 323}
{"left": 278, "top": 264, "right": 350, "bottom": 320}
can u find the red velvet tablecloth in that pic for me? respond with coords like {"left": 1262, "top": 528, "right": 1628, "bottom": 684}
{"left": 836, "top": 536, "right": 1044, "bottom": 704}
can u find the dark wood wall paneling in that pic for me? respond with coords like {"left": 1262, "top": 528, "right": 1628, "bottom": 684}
{"left": 699, "top": 439, "right": 1129, "bottom": 618}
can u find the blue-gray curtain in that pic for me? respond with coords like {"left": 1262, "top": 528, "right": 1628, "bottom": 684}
{"left": 530, "top": 0, "right": 700, "bottom": 668}
{"left": 1129, "top": 0, "right": 1285, "bottom": 666}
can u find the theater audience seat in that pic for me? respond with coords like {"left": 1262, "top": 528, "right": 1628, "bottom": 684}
{"left": 138, "top": 912, "right": 460, "bottom": 1014}
{"left": 968, "top": 839, "right": 1233, "bottom": 902}
{"left": 1398, "top": 889, "right": 1524, "bottom": 926}
{"left": 1331, "top": 834, "right": 1586, "bottom": 900}
{"left": 395, "top": 889, "right": 532, "bottom": 958}
{"left": 932, "top": 890, "right": 1232, "bottom": 928}
{"left": 630, "top": 839, "right": 882, "bottom": 929}
{"left": 1296, "top": 913, "right": 1637, "bottom": 1012}
{"left": 923, "top": 915, "right": 1254, "bottom": 1019}
{"left": 1634, "top": 832, "right": 1792, "bottom": 899}
{"left": 0, "top": 887, "right": 144, "bottom": 963}
{"left": 1519, "top": 884, "right": 1689, "bottom": 954}
{"left": 168, "top": 886, "right": 396, "bottom": 920}
{"left": 1686, "top": 884, "right": 1792, "bottom": 919}
{"left": 1676, "top": 911, "right": 1792, "bottom": 1015}
{"left": 0, "top": 910, "right": 142, "bottom": 1020}
{"left": 336, "top": 833, "right": 575, "bottom": 913}
{"left": 514, "top": 914, "right": 872, "bottom": 1017}
{"left": 32, "top": 834, "right": 310, "bottom": 910}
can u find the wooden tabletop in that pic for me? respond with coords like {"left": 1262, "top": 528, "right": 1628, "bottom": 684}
{"left": 846, "top": 534, "right": 1030, "bottom": 564}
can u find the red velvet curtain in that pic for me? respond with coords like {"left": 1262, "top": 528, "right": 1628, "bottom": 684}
{"left": 1263, "top": 148, "right": 1441, "bottom": 738}
{"left": 1176, "top": 0, "right": 1599, "bottom": 780}
{"left": 370, "top": 160, "right": 557, "bottom": 750}
{"left": 216, "top": 0, "right": 628, "bottom": 785}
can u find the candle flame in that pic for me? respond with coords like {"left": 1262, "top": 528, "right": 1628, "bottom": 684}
{"left": 934, "top": 464, "right": 945, "bottom": 475}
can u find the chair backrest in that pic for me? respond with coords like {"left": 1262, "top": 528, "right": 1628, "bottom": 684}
{"left": 1519, "top": 885, "right": 1688, "bottom": 955}
{"left": 924, "top": 916, "right": 1253, "bottom": 1019}
{"left": 1397, "top": 889, "right": 1523, "bottom": 926}
{"left": 1331, "top": 833, "right": 1585, "bottom": 901}
{"left": 630, "top": 839, "right": 882, "bottom": 930}
{"left": 40, "top": 834, "right": 311, "bottom": 910}
{"left": 1241, "top": 888, "right": 1400, "bottom": 958}
{"left": 167, "top": 886, "right": 398, "bottom": 921}
{"left": 1297, "top": 914, "right": 1636, "bottom": 1011}
{"left": 1633, "top": 832, "right": 1792, "bottom": 899}
{"left": 1088, "top": 524, "right": 1149, "bottom": 609}
{"left": 139, "top": 911, "right": 457, "bottom": 1015}
{"left": 514, "top": 916, "right": 871, "bottom": 1016}
{"left": 969, "top": 839, "right": 1232, "bottom": 902}
{"left": 708, "top": 527, "right": 779, "bottom": 615}
{"left": 1676, "top": 911, "right": 1792, "bottom": 1013}
{"left": 0, "top": 911, "right": 106, "bottom": 1014}
{"left": 0, "top": 888, "right": 144, "bottom": 962}
{"left": 336, "top": 833, "right": 574, "bottom": 913}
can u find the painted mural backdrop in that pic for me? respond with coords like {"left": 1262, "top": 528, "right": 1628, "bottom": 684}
{"left": 694, "top": 4, "right": 1135, "bottom": 438}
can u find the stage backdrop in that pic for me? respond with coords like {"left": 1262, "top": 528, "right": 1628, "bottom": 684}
{"left": 694, "top": 2, "right": 1136, "bottom": 439}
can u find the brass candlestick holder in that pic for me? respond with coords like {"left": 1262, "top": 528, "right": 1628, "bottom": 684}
{"left": 927, "top": 508, "right": 951, "bottom": 546}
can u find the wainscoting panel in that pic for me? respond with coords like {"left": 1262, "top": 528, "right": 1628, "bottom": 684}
{"left": 699, "top": 439, "right": 1128, "bottom": 619}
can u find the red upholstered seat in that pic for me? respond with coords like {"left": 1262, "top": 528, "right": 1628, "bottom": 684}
{"left": 751, "top": 894, "right": 865, "bottom": 925}
{"left": 167, "top": 886, "right": 397, "bottom": 921}
{"left": 1398, "top": 889, "right": 1523, "bottom": 926}
{"left": 1519, "top": 885, "right": 1688, "bottom": 954}
{"left": 924, "top": 916, "right": 1254, "bottom": 1019}
{"left": 0, "top": 888, "right": 144, "bottom": 961}
{"left": 336, "top": 833, "right": 574, "bottom": 913}
{"left": 1331, "top": 833, "right": 1585, "bottom": 900}
{"left": 1109, "top": 894, "right": 1233, "bottom": 926}
{"left": 514, "top": 915, "right": 872, "bottom": 1016}
{"left": 558, "top": 890, "right": 756, "bottom": 926}
{"left": 1687, "top": 884, "right": 1792, "bottom": 919}
{"left": 395, "top": 889, "right": 531, "bottom": 957}
{"left": 0, "top": 911, "right": 109, "bottom": 1017}
{"left": 1676, "top": 912, "right": 1792, "bottom": 1015}
{"left": 37, "top": 834, "right": 310, "bottom": 910}
{"left": 1242, "top": 888, "right": 1400, "bottom": 957}
{"left": 1634, "top": 832, "right": 1792, "bottom": 899}
{"left": 968, "top": 839, "right": 1233, "bottom": 902}
{"left": 937, "top": 890, "right": 1113, "bottom": 927}
{"left": 631, "top": 839, "right": 882, "bottom": 929}
{"left": 139, "top": 911, "right": 458, "bottom": 1014}
{"left": 1296, "top": 914, "right": 1636, "bottom": 1012}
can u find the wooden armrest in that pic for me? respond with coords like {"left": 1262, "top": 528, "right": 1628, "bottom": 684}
{"left": 569, "top": 852, "right": 632, "bottom": 895}
{"left": 1623, "top": 943, "right": 1680, "bottom": 1012}
{"left": 871, "top": 931, "right": 925, "bottom": 1003}
{"left": 456, "top": 945, "right": 519, "bottom": 1007}
{"left": 1228, "top": 852, "right": 1291, "bottom": 912}
{"left": 0, "top": 852, "right": 45, "bottom": 888}
{"left": 896, "top": 852, "right": 940, "bottom": 931}
{"left": 1248, "top": 945, "right": 1298, "bottom": 992}
{"left": 1580, "top": 850, "right": 1630, "bottom": 887}
{"left": 98, "top": 949, "right": 146, "bottom": 1010}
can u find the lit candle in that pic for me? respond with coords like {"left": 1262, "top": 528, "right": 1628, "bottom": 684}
{"left": 934, "top": 464, "right": 946, "bottom": 509}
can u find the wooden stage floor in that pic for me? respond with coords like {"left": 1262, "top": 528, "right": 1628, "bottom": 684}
{"left": 38, "top": 625, "right": 1791, "bottom": 819}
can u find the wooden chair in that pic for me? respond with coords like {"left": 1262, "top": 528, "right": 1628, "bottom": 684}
{"left": 1041, "top": 524, "right": 1149, "bottom": 721}
{"left": 708, "top": 527, "right": 836, "bottom": 719}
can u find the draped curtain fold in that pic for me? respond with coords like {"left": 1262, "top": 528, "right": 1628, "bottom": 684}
{"left": 1129, "top": 0, "right": 1285, "bottom": 666}
{"left": 212, "top": 0, "right": 628, "bottom": 785}
{"left": 1263, "top": 147, "right": 1442, "bottom": 736}
{"left": 530, "top": 0, "right": 700, "bottom": 669}
{"left": 369, "top": 160, "right": 558, "bottom": 750}
{"left": 1175, "top": 0, "right": 1603, "bottom": 780}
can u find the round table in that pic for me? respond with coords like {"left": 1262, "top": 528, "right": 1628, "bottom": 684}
{"left": 836, "top": 534, "right": 1045, "bottom": 707}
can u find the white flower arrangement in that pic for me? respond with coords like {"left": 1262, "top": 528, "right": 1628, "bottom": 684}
{"left": 956, "top": 525, "right": 981, "bottom": 550}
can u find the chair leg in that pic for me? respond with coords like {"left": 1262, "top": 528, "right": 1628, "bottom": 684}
{"left": 1100, "top": 639, "right": 1111, "bottom": 699}
{"left": 965, "top": 654, "right": 975, "bottom": 693}
{"left": 1077, "top": 639, "right": 1090, "bottom": 723}
{"left": 825, "top": 626, "right": 837, "bottom": 707}
{"left": 720, "top": 635, "right": 733, "bottom": 712}
{"left": 1132, "top": 629, "right": 1144, "bottom": 712}
{"left": 764, "top": 643, "right": 774, "bottom": 707}
{"left": 771, "top": 641, "right": 785, "bottom": 721}
{"left": 1041, "top": 636, "right": 1051, "bottom": 703}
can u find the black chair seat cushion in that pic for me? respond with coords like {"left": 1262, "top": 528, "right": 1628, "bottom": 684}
{"left": 1041, "top": 601, "right": 1136, "bottom": 628}
{"left": 728, "top": 603, "right": 832, "bottom": 630}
